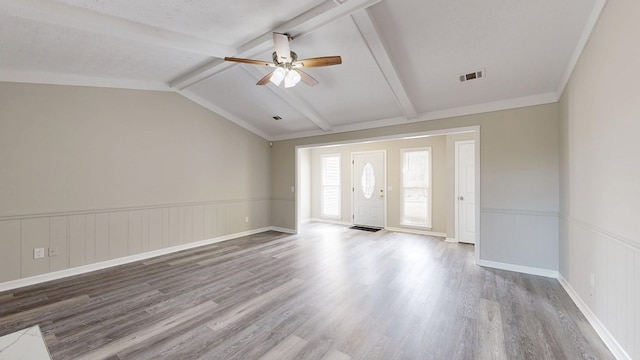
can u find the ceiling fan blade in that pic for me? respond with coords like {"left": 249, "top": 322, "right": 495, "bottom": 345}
{"left": 224, "top": 57, "right": 273, "bottom": 67}
{"left": 293, "top": 56, "right": 342, "bottom": 68}
{"left": 256, "top": 71, "right": 275, "bottom": 85}
{"left": 295, "top": 70, "right": 319, "bottom": 87}
{"left": 273, "top": 32, "right": 292, "bottom": 63}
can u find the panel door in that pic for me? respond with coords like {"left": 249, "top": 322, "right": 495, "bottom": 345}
{"left": 353, "top": 151, "right": 385, "bottom": 228}
{"left": 456, "top": 141, "right": 476, "bottom": 244}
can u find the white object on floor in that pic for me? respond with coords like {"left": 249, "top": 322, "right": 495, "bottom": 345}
{"left": 0, "top": 325, "right": 52, "bottom": 360}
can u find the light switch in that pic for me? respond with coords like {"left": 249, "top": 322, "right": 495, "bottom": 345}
{"left": 34, "top": 248, "right": 45, "bottom": 259}
{"left": 290, "top": 186, "right": 295, "bottom": 193}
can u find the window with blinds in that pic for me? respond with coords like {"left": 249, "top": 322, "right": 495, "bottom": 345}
{"left": 321, "top": 154, "right": 341, "bottom": 218}
{"left": 401, "top": 148, "right": 432, "bottom": 227}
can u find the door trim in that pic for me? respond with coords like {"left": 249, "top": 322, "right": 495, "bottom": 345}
{"left": 351, "top": 150, "right": 387, "bottom": 229}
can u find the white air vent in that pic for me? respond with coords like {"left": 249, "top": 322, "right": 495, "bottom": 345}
{"left": 459, "top": 70, "right": 484, "bottom": 82}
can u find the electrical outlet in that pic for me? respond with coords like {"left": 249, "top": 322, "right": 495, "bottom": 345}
{"left": 49, "top": 247, "right": 58, "bottom": 257}
{"left": 34, "top": 248, "right": 45, "bottom": 259}
{"left": 245, "top": 216, "right": 249, "bottom": 223}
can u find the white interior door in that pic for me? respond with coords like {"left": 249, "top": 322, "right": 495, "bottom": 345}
{"left": 456, "top": 141, "right": 476, "bottom": 244}
{"left": 353, "top": 151, "right": 385, "bottom": 228}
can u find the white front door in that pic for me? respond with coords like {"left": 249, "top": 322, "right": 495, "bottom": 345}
{"left": 456, "top": 141, "right": 476, "bottom": 244}
{"left": 352, "top": 151, "right": 385, "bottom": 228}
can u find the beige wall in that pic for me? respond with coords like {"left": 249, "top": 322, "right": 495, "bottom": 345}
{"left": 307, "top": 136, "right": 447, "bottom": 234}
{"left": 0, "top": 82, "right": 271, "bottom": 283}
{"left": 272, "top": 103, "right": 560, "bottom": 270}
{"left": 559, "top": 0, "right": 640, "bottom": 358}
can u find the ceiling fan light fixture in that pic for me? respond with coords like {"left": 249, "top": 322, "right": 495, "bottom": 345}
{"left": 284, "top": 69, "right": 301, "bottom": 88}
{"left": 270, "top": 67, "right": 286, "bottom": 86}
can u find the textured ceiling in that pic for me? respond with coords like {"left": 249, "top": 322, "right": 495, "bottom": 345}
{"left": 54, "top": 0, "right": 326, "bottom": 46}
{"left": 0, "top": 0, "right": 605, "bottom": 140}
{"left": 0, "top": 13, "right": 210, "bottom": 83}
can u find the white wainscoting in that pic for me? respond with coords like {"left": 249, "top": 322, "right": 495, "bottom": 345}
{"left": 0, "top": 226, "right": 277, "bottom": 293}
{"left": 559, "top": 216, "right": 638, "bottom": 360}
{"left": 0, "top": 199, "right": 270, "bottom": 285}
{"left": 480, "top": 208, "right": 559, "bottom": 272}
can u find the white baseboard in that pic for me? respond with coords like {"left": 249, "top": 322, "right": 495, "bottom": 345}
{"left": 0, "top": 226, "right": 281, "bottom": 293}
{"left": 476, "top": 259, "right": 558, "bottom": 278}
{"left": 309, "top": 218, "right": 352, "bottom": 226}
{"left": 445, "top": 237, "right": 457, "bottom": 243}
{"left": 385, "top": 226, "right": 447, "bottom": 238}
{"left": 270, "top": 226, "right": 296, "bottom": 234}
{"left": 557, "top": 275, "right": 630, "bottom": 360}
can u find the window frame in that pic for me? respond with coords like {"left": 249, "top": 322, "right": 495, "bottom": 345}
{"left": 320, "top": 153, "right": 341, "bottom": 218}
{"left": 400, "top": 147, "right": 432, "bottom": 229}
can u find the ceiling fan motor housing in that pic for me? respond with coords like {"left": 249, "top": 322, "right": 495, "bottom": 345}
{"left": 273, "top": 51, "right": 297, "bottom": 66}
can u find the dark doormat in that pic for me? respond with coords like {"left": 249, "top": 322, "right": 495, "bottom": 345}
{"left": 350, "top": 226, "right": 382, "bottom": 232}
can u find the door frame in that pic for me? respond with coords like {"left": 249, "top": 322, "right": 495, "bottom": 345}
{"left": 454, "top": 140, "right": 476, "bottom": 244}
{"left": 351, "top": 150, "right": 387, "bottom": 228}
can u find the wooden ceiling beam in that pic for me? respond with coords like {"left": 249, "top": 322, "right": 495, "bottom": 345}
{"left": 169, "top": 0, "right": 382, "bottom": 90}
{"left": 350, "top": 9, "right": 418, "bottom": 120}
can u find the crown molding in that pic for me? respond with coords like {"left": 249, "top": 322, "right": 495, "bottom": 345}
{"left": 270, "top": 92, "right": 558, "bottom": 141}
{"left": 556, "top": 0, "right": 608, "bottom": 97}
{"left": 179, "top": 89, "right": 273, "bottom": 140}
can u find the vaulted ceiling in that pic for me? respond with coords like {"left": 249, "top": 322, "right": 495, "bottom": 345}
{"left": 0, "top": 0, "right": 604, "bottom": 140}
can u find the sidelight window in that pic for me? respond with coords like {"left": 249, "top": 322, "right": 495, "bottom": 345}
{"left": 321, "top": 154, "right": 341, "bottom": 218}
{"left": 401, "top": 148, "right": 431, "bottom": 227}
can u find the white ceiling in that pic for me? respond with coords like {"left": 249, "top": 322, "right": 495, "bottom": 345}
{"left": 0, "top": 0, "right": 605, "bottom": 141}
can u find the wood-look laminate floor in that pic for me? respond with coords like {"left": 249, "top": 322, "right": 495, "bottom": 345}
{"left": 0, "top": 223, "right": 613, "bottom": 360}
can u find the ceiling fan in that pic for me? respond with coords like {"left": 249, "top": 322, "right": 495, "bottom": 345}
{"left": 224, "top": 32, "right": 342, "bottom": 88}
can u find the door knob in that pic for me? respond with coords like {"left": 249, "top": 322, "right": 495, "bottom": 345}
{"left": 459, "top": 196, "right": 464, "bottom": 200}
